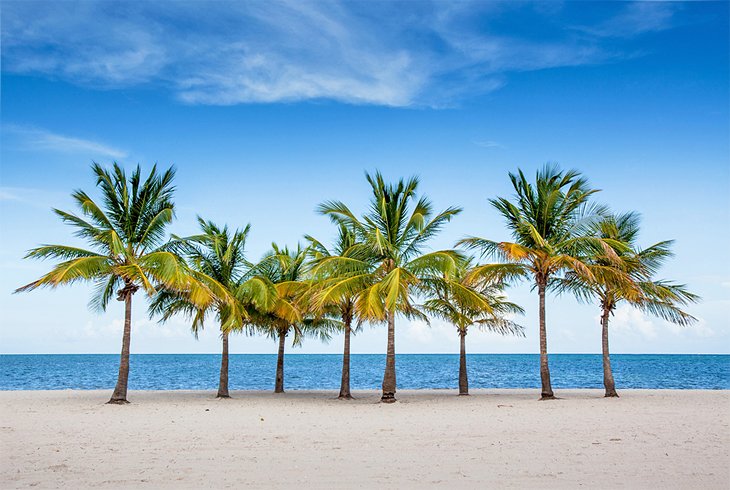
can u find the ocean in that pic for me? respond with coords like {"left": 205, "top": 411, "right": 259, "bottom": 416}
{"left": 1, "top": 354, "right": 728, "bottom": 391}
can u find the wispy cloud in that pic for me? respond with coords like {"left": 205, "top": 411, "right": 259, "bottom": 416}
{"left": 2, "top": 125, "right": 127, "bottom": 159}
{"left": 1, "top": 1, "right": 679, "bottom": 107}
{"left": 0, "top": 189, "right": 19, "bottom": 201}
{"left": 574, "top": 2, "right": 679, "bottom": 38}
{"left": 605, "top": 305, "right": 714, "bottom": 341}
{"left": 473, "top": 140, "right": 505, "bottom": 149}
{"left": 0, "top": 186, "right": 70, "bottom": 211}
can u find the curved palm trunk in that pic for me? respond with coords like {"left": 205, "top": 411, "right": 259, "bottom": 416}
{"left": 459, "top": 330, "right": 468, "bottom": 395}
{"left": 381, "top": 311, "right": 397, "bottom": 403}
{"left": 538, "top": 282, "right": 555, "bottom": 399}
{"left": 108, "top": 290, "right": 133, "bottom": 404}
{"left": 339, "top": 315, "right": 353, "bottom": 400}
{"left": 274, "top": 330, "right": 286, "bottom": 393}
{"left": 601, "top": 306, "right": 618, "bottom": 397}
{"left": 217, "top": 330, "right": 230, "bottom": 398}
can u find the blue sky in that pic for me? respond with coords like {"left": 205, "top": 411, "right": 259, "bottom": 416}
{"left": 1, "top": 1, "right": 728, "bottom": 355}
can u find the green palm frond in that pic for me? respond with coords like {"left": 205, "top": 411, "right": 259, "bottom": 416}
{"left": 16, "top": 255, "right": 114, "bottom": 292}
{"left": 420, "top": 256, "right": 524, "bottom": 335}
{"left": 635, "top": 281, "right": 699, "bottom": 326}
{"left": 18, "top": 163, "right": 186, "bottom": 309}
{"left": 313, "top": 171, "right": 466, "bottom": 327}
{"left": 24, "top": 245, "right": 103, "bottom": 262}
{"left": 558, "top": 211, "right": 699, "bottom": 328}
{"left": 150, "top": 217, "right": 263, "bottom": 336}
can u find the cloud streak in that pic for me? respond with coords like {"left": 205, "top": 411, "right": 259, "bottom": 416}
{"left": 575, "top": 2, "right": 678, "bottom": 38}
{"left": 1, "top": 1, "right": 679, "bottom": 107}
{"left": 3, "top": 125, "right": 127, "bottom": 159}
{"left": 473, "top": 140, "right": 505, "bottom": 149}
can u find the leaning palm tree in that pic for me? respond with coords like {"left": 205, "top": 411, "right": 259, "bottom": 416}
{"left": 255, "top": 244, "right": 339, "bottom": 393}
{"left": 15, "top": 163, "right": 214, "bottom": 404}
{"left": 459, "top": 165, "right": 613, "bottom": 399}
{"left": 306, "top": 224, "right": 370, "bottom": 399}
{"left": 422, "top": 257, "right": 525, "bottom": 395}
{"left": 150, "top": 218, "right": 275, "bottom": 398}
{"left": 561, "top": 212, "right": 699, "bottom": 397}
{"left": 318, "top": 171, "right": 461, "bottom": 402}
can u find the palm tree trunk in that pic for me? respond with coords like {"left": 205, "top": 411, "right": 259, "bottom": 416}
{"left": 459, "top": 330, "right": 468, "bottom": 395}
{"left": 339, "top": 315, "right": 353, "bottom": 400}
{"left": 108, "top": 289, "right": 133, "bottom": 404}
{"left": 217, "top": 330, "right": 230, "bottom": 398}
{"left": 274, "top": 330, "right": 286, "bottom": 393}
{"left": 381, "top": 310, "right": 397, "bottom": 403}
{"left": 601, "top": 306, "right": 618, "bottom": 397}
{"left": 538, "top": 282, "right": 555, "bottom": 399}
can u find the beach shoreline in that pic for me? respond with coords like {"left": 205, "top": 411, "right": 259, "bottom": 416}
{"left": 2, "top": 389, "right": 728, "bottom": 488}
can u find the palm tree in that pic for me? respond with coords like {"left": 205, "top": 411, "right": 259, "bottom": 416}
{"left": 318, "top": 171, "right": 461, "bottom": 403}
{"left": 306, "top": 224, "right": 368, "bottom": 399}
{"left": 150, "top": 218, "right": 273, "bottom": 398}
{"left": 15, "top": 163, "right": 213, "bottom": 404}
{"left": 422, "top": 257, "right": 525, "bottom": 395}
{"left": 561, "top": 212, "right": 699, "bottom": 397}
{"left": 255, "top": 244, "right": 339, "bottom": 393}
{"left": 459, "top": 165, "right": 612, "bottom": 399}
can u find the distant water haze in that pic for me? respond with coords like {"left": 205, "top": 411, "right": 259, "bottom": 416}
{"left": 1, "top": 354, "right": 727, "bottom": 391}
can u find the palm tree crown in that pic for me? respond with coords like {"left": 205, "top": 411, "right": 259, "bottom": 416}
{"left": 16, "top": 163, "right": 192, "bottom": 301}
{"left": 150, "top": 218, "right": 256, "bottom": 334}
{"left": 422, "top": 257, "right": 524, "bottom": 337}
{"left": 571, "top": 212, "right": 699, "bottom": 323}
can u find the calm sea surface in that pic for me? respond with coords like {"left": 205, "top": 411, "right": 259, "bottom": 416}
{"left": 0, "top": 354, "right": 727, "bottom": 391}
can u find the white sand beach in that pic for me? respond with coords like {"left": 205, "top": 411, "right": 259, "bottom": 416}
{"left": 1, "top": 389, "right": 728, "bottom": 489}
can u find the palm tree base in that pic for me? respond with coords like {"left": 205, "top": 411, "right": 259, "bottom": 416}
{"left": 604, "top": 392, "right": 619, "bottom": 398}
{"left": 107, "top": 398, "right": 130, "bottom": 405}
{"left": 380, "top": 393, "right": 397, "bottom": 403}
{"left": 338, "top": 394, "right": 354, "bottom": 400}
{"left": 216, "top": 393, "right": 231, "bottom": 399}
{"left": 539, "top": 394, "right": 557, "bottom": 401}
{"left": 459, "top": 392, "right": 469, "bottom": 396}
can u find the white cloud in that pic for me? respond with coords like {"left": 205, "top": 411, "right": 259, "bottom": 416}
{"left": 0, "top": 1, "right": 679, "bottom": 107}
{"left": 405, "top": 320, "right": 440, "bottom": 344}
{"left": 56, "top": 316, "right": 192, "bottom": 343}
{"left": 574, "top": 2, "right": 678, "bottom": 38}
{"left": 610, "top": 305, "right": 658, "bottom": 339}
{"left": 473, "top": 140, "right": 505, "bottom": 149}
{"left": 3, "top": 125, "right": 127, "bottom": 159}
{"left": 0, "top": 189, "right": 19, "bottom": 201}
{"left": 607, "top": 304, "right": 714, "bottom": 341}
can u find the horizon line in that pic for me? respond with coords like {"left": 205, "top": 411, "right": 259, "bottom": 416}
{"left": 1, "top": 352, "right": 727, "bottom": 356}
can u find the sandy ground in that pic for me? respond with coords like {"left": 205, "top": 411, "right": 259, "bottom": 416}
{"left": 1, "top": 389, "right": 728, "bottom": 489}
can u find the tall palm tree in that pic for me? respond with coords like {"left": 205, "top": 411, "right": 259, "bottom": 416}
{"left": 561, "top": 212, "right": 699, "bottom": 397}
{"left": 306, "top": 224, "right": 369, "bottom": 399}
{"left": 15, "top": 163, "right": 214, "bottom": 404}
{"left": 318, "top": 171, "right": 461, "bottom": 403}
{"left": 255, "top": 244, "right": 339, "bottom": 393}
{"left": 150, "top": 218, "right": 274, "bottom": 398}
{"left": 459, "top": 165, "right": 613, "bottom": 399}
{"left": 422, "top": 257, "right": 525, "bottom": 395}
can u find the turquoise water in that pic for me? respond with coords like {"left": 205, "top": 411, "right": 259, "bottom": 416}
{"left": 0, "top": 354, "right": 727, "bottom": 390}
